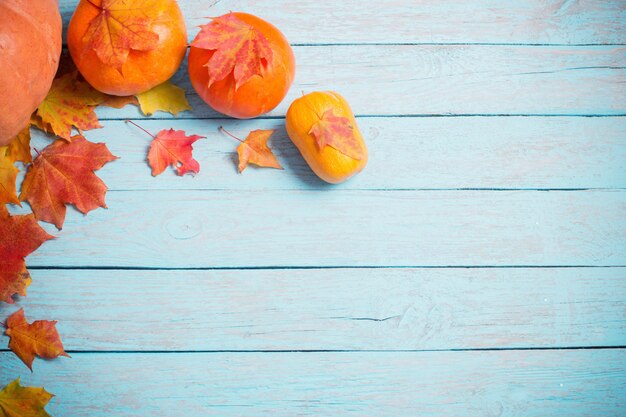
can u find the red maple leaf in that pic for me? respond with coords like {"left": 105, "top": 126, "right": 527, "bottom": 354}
{"left": 19, "top": 135, "right": 118, "bottom": 229}
{"left": 308, "top": 109, "right": 366, "bottom": 160}
{"left": 191, "top": 13, "right": 273, "bottom": 89}
{"left": 0, "top": 209, "right": 54, "bottom": 304}
{"left": 82, "top": 0, "right": 160, "bottom": 72}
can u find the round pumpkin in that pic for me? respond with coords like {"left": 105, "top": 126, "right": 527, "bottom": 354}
{"left": 286, "top": 91, "right": 368, "bottom": 184}
{"left": 67, "top": 0, "right": 187, "bottom": 96}
{"left": 0, "top": 0, "right": 62, "bottom": 146}
{"left": 188, "top": 12, "right": 295, "bottom": 119}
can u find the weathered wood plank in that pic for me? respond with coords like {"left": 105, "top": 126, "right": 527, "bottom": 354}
{"left": 24, "top": 117, "right": 626, "bottom": 191}
{"left": 3, "top": 350, "right": 625, "bottom": 416}
{"left": 90, "top": 45, "right": 626, "bottom": 118}
{"left": 58, "top": 0, "right": 626, "bottom": 45}
{"left": 1, "top": 268, "right": 623, "bottom": 351}
{"left": 12, "top": 190, "right": 625, "bottom": 268}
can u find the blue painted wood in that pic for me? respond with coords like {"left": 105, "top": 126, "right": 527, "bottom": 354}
{"left": 0, "top": 268, "right": 623, "bottom": 351}
{"left": 58, "top": 0, "right": 626, "bottom": 44}
{"left": 2, "top": 350, "right": 625, "bottom": 416}
{"left": 21, "top": 116, "right": 626, "bottom": 191}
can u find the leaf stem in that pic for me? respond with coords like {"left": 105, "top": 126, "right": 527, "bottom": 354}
{"left": 218, "top": 126, "right": 244, "bottom": 143}
{"left": 33, "top": 148, "right": 41, "bottom": 156}
{"left": 126, "top": 120, "right": 155, "bottom": 138}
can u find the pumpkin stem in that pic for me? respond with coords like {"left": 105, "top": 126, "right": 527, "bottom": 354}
{"left": 126, "top": 120, "right": 155, "bottom": 138}
{"left": 218, "top": 126, "right": 244, "bottom": 143}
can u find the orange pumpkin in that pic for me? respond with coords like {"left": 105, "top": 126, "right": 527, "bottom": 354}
{"left": 67, "top": 0, "right": 187, "bottom": 96}
{"left": 286, "top": 91, "right": 368, "bottom": 184}
{"left": 188, "top": 12, "right": 295, "bottom": 119}
{"left": 0, "top": 0, "right": 62, "bottom": 146}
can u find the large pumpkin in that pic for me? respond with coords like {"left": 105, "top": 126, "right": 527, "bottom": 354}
{"left": 0, "top": 0, "right": 62, "bottom": 146}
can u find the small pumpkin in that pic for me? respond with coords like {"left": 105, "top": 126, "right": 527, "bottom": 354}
{"left": 188, "top": 12, "right": 296, "bottom": 119}
{"left": 286, "top": 91, "right": 368, "bottom": 184}
{"left": 67, "top": 0, "right": 187, "bottom": 96}
{"left": 0, "top": 0, "right": 62, "bottom": 146}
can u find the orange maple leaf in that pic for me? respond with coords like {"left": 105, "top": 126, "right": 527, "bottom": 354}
{"left": 35, "top": 72, "right": 106, "bottom": 139}
{"left": 0, "top": 209, "right": 54, "bottom": 304}
{"left": 308, "top": 109, "right": 365, "bottom": 160}
{"left": 5, "top": 126, "right": 32, "bottom": 164}
{"left": 192, "top": 13, "right": 273, "bottom": 89}
{"left": 0, "top": 152, "right": 20, "bottom": 206}
{"left": 5, "top": 308, "right": 69, "bottom": 371}
{"left": 82, "top": 0, "right": 160, "bottom": 72}
{"left": 147, "top": 129, "right": 204, "bottom": 176}
{"left": 219, "top": 128, "right": 282, "bottom": 173}
{"left": 19, "top": 135, "right": 118, "bottom": 229}
{"left": 0, "top": 378, "right": 54, "bottom": 417}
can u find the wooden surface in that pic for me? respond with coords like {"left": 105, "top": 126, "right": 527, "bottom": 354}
{"left": 2, "top": 0, "right": 626, "bottom": 415}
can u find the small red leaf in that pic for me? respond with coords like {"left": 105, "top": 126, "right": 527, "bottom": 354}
{"left": 147, "top": 129, "right": 205, "bottom": 176}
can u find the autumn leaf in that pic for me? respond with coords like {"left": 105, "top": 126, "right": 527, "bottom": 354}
{"left": 20, "top": 135, "right": 118, "bottom": 229}
{"left": 100, "top": 94, "right": 139, "bottom": 109}
{"left": 308, "top": 109, "right": 365, "bottom": 160}
{"left": 0, "top": 378, "right": 54, "bottom": 417}
{"left": 0, "top": 152, "right": 19, "bottom": 206}
{"left": 192, "top": 13, "right": 273, "bottom": 89}
{"left": 82, "top": 0, "right": 160, "bottom": 72}
{"left": 220, "top": 128, "right": 282, "bottom": 173}
{"left": 136, "top": 81, "right": 192, "bottom": 116}
{"left": 0, "top": 209, "right": 54, "bottom": 304}
{"left": 5, "top": 308, "right": 69, "bottom": 371}
{"left": 35, "top": 72, "right": 106, "bottom": 139}
{"left": 5, "top": 127, "right": 32, "bottom": 164}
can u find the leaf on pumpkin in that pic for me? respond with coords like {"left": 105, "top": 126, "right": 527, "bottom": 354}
{"left": 136, "top": 81, "right": 192, "bottom": 116}
{"left": 5, "top": 308, "right": 70, "bottom": 371}
{"left": 192, "top": 13, "right": 273, "bottom": 89}
{"left": 147, "top": 129, "right": 204, "bottom": 176}
{"left": 0, "top": 210, "right": 54, "bottom": 304}
{"left": 0, "top": 151, "right": 20, "bottom": 206}
{"left": 0, "top": 378, "right": 54, "bottom": 417}
{"left": 308, "top": 109, "right": 365, "bottom": 160}
{"left": 5, "top": 127, "right": 32, "bottom": 164}
{"left": 35, "top": 72, "right": 106, "bottom": 139}
{"left": 19, "top": 135, "right": 118, "bottom": 229}
{"left": 235, "top": 129, "right": 282, "bottom": 173}
{"left": 82, "top": 0, "right": 160, "bottom": 72}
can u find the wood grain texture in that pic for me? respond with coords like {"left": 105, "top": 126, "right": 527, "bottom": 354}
{"left": 11, "top": 190, "right": 625, "bottom": 268}
{"left": 24, "top": 117, "right": 626, "bottom": 191}
{"left": 0, "top": 268, "right": 623, "bottom": 351}
{"left": 58, "top": 0, "right": 626, "bottom": 45}
{"left": 3, "top": 350, "right": 625, "bottom": 416}
{"left": 89, "top": 45, "right": 626, "bottom": 119}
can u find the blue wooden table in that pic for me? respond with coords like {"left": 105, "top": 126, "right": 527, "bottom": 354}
{"left": 2, "top": 1, "right": 626, "bottom": 415}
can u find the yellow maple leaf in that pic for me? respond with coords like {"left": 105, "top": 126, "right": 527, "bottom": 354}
{"left": 5, "top": 126, "right": 32, "bottom": 164}
{"left": 0, "top": 149, "right": 20, "bottom": 205}
{"left": 136, "top": 81, "right": 192, "bottom": 116}
{"left": 0, "top": 378, "right": 53, "bottom": 417}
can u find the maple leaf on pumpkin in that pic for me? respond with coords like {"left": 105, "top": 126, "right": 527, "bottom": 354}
{"left": 35, "top": 72, "right": 107, "bottom": 139}
{"left": 5, "top": 126, "right": 32, "bottom": 164}
{"left": 19, "top": 135, "right": 118, "bottom": 229}
{"left": 82, "top": 0, "right": 160, "bottom": 72}
{"left": 228, "top": 129, "right": 282, "bottom": 173}
{"left": 5, "top": 308, "right": 70, "bottom": 371}
{"left": 192, "top": 13, "right": 274, "bottom": 90}
{"left": 0, "top": 378, "right": 54, "bottom": 417}
{"left": 308, "top": 109, "right": 365, "bottom": 160}
{"left": 136, "top": 81, "right": 192, "bottom": 116}
{"left": 0, "top": 209, "right": 54, "bottom": 304}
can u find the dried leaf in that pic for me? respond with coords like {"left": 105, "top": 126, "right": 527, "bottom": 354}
{"left": 0, "top": 378, "right": 53, "bottom": 417}
{"left": 35, "top": 73, "right": 106, "bottom": 139}
{"left": 236, "top": 129, "right": 282, "bottom": 173}
{"left": 5, "top": 308, "right": 69, "bottom": 371}
{"left": 0, "top": 210, "right": 54, "bottom": 304}
{"left": 192, "top": 13, "right": 273, "bottom": 89}
{"left": 147, "top": 129, "right": 204, "bottom": 176}
{"left": 20, "top": 135, "right": 118, "bottom": 229}
{"left": 5, "top": 127, "right": 32, "bottom": 164}
{"left": 0, "top": 151, "right": 19, "bottom": 206}
{"left": 100, "top": 94, "right": 139, "bottom": 109}
{"left": 308, "top": 109, "right": 365, "bottom": 160}
{"left": 136, "top": 81, "right": 192, "bottom": 116}
{"left": 82, "top": 0, "right": 160, "bottom": 72}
